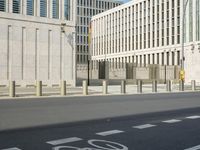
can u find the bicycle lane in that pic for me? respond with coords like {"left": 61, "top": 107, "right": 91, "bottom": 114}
{"left": 1, "top": 107, "right": 200, "bottom": 150}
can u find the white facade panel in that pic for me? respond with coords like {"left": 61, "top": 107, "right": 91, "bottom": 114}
{"left": 0, "top": 0, "right": 76, "bottom": 86}
{"left": 91, "top": 0, "right": 200, "bottom": 83}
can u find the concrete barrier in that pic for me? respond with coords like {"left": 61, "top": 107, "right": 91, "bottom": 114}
{"left": 191, "top": 80, "right": 196, "bottom": 91}
{"left": 103, "top": 80, "right": 108, "bottom": 95}
{"left": 61, "top": 80, "right": 67, "bottom": 96}
{"left": 82, "top": 80, "right": 88, "bottom": 95}
{"left": 137, "top": 80, "right": 143, "bottom": 93}
{"left": 179, "top": 80, "right": 184, "bottom": 91}
{"left": 166, "top": 80, "right": 172, "bottom": 92}
{"left": 36, "top": 81, "right": 42, "bottom": 96}
{"left": 9, "top": 81, "right": 16, "bottom": 97}
{"left": 152, "top": 80, "right": 157, "bottom": 93}
{"left": 121, "top": 80, "right": 126, "bottom": 94}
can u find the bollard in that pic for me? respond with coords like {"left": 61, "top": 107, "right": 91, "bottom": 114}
{"left": 9, "top": 81, "right": 16, "bottom": 97}
{"left": 102, "top": 80, "right": 108, "bottom": 95}
{"left": 166, "top": 80, "right": 172, "bottom": 92}
{"left": 82, "top": 80, "right": 88, "bottom": 95}
{"left": 61, "top": 80, "right": 67, "bottom": 96}
{"left": 36, "top": 81, "right": 42, "bottom": 96}
{"left": 191, "top": 80, "right": 196, "bottom": 91}
{"left": 121, "top": 80, "right": 126, "bottom": 94}
{"left": 179, "top": 80, "right": 184, "bottom": 91}
{"left": 152, "top": 80, "right": 157, "bottom": 93}
{"left": 137, "top": 80, "right": 143, "bottom": 93}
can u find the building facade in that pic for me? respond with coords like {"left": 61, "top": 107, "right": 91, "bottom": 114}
{"left": 76, "top": 0, "right": 122, "bottom": 66}
{"left": 91, "top": 0, "right": 200, "bottom": 82}
{"left": 0, "top": 0, "right": 76, "bottom": 86}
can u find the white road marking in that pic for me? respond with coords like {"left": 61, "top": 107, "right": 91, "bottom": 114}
{"left": 46, "top": 137, "right": 83, "bottom": 145}
{"left": 2, "top": 148, "right": 21, "bottom": 150}
{"left": 133, "top": 124, "right": 156, "bottom": 129}
{"left": 186, "top": 116, "right": 200, "bottom": 119}
{"left": 96, "top": 130, "right": 124, "bottom": 136}
{"left": 184, "top": 145, "right": 200, "bottom": 150}
{"left": 162, "top": 119, "right": 181, "bottom": 123}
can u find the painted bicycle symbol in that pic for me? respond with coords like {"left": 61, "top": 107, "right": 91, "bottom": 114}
{"left": 52, "top": 139, "right": 128, "bottom": 150}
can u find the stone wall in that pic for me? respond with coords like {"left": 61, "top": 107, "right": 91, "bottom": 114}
{"left": 0, "top": 12, "right": 76, "bottom": 86}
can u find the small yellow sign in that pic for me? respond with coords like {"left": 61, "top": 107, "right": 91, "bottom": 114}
{"left": 179, "top": 69, "right": 185, "bottom": 81}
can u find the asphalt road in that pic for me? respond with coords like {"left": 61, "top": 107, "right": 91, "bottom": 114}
{"left": 1, "top": 92, "right": 200, "bottom": 131}
{"left": 1, "top": 107, "right": 200, "bottom": 150}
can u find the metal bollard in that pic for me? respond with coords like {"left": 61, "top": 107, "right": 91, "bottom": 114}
{"left": 152, "top": 80, "right": 157, "bottom": 93}
{"left": 36, "top": 81, "right": 42, "bottom": 96}
{"left": 9, "top": 81, "right": 16, "bottom": 97}
{"left": 137, "top": 80, "right": 143, "bottom": 93}
{"left": 102, "top": 80, "right": 108, "bottom": 95}
{"left": 191, "top": 80, "right": 196, "bottom": 91}
{"left": 121, "top": 80, "right": 126, "bottom": 94}
{"left": 61, "top": 80, "right": 67, "bottom": 96}
{"left": 179, "top": 80, "right": 184, "bottom": 91}
{"left": 82, "top": 80, "right": 88, "bottom": 95}
{"left": 166, "top": 80, "right": 172, "bottom": 92}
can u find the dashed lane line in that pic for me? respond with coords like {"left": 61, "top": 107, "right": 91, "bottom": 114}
{"left": 162, "top": 119, "right": 182, "bottom": 123}
{"left": 133, "top": 124, "right": 156, "bottom": 129}
{"left": 1, "top": 148, "right": 21, "bottom": 150}
{"left": 133, "top": 124, "right": 157, "bottom": 129}
{"left": 184, "top": 145, "right": 200, "bottom": 150}
{"left": 96, "top": 130, "right": 124, "bottom": 136}
{"left": 46, "top": 137, "right": 83, "bottom": 146}
{"left": 186, "top": 116, "right": 200, "bottom": 119}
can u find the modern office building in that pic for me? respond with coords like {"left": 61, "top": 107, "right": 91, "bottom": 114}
{"left": 0, "top": 0, "right": 76, "bottom": 86}
{"left": 76, "top": 0, "right": 122, "bottom": 65}
{"left": 91, "top": 0, "right": 200, "bottom": 82}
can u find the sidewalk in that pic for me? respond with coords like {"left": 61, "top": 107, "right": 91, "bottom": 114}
{"left": 0, "top": 84, "right": 199, "bottom": 99}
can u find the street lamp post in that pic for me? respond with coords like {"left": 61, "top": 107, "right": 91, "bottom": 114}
{"left": 181, "top": 0, "right": 189, "bottom": 70}
{"left": 61, "top": 23, "right": 77, "bottom": 86}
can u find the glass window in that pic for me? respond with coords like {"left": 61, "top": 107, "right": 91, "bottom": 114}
{"left": 64, "top": 0, "right": 70, "bottom": 20}
{"left": 13, "top": 0, "right": 21, "bottom": 13}
{"left": 0, "top": 0, "right": 6, "bottom": 12}
{"left": 27, "top": 0, "right": 34, "bottom": 15}
{"left": 40, "top": 0, "right": 47, "bottom": 17}
{"left": 52, "top": 0, "right": 59, "bottom": 19}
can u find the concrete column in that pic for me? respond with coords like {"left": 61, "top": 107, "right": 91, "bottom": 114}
{"left": 102, "top": 80, "right": 108, "bottom": 95}
{"left": 179, "top": 80, "right": 184, "bottom": 91}
{"left": 35, "top": 0, "right": 40, "bottom": 16}
{"left": 8, "top": 0, "right": 13, "bottom": 13}
{"left": 9, "top": 81, "right": 16, "bottom": 97}
{"left": 191, "top": 80, "right": 196, "bottom": 91}
{"left": 36, "top": 81, "right": 42, "bottom": 96}
{"left": 137, "top": 80, "right": 143, "bottom": 93}
{"left": 60, "top": 0, "right": 64, "bottom": 20}
{"left": 121, "top": 80, "right": 126, "bottom": 94}
{"left": 60, "top": 80, "right": 66, "bottom": 96}
{"left": 48, "top": 0, "right": 53, "bottom": 18}
{"left": 174, "top": 51, "right": 178, "bottom": 65}
{"left": 166, "top": 80, "right": 172, "bottom": 92}
{"left": 82, "top": 80, "right": 88, "bottom": 95}
{"left": 22, "top": 0, "right": 27, "bottom": 15}
{"left": 152, "top": 80, "right": 157, "bottom": 93}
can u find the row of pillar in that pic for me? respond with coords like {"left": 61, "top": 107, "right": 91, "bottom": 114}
{"left": 5, "top": 0, "right": 71, "bottom": 20}
{"left": 6, "top": 79, "right": 198, "bottom": 97}
{"left": 9, "top": 80, "right": 67, "bottom": 97}
{"left": 82, "top": 80, "right": 197, "bottom": 95}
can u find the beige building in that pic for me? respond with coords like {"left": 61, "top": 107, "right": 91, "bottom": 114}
{"left": 91, "top": 0, "right": 200, "bottom": 82}
{"left": 0, "top": 0, "right": 76, "bottom": 86}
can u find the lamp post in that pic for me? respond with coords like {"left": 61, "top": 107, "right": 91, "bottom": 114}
{"left": 61, "top": 23, "right": 77, "bottom": 86}
{"left": 181, "top": 0, "right": 189, "bottom": 70}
